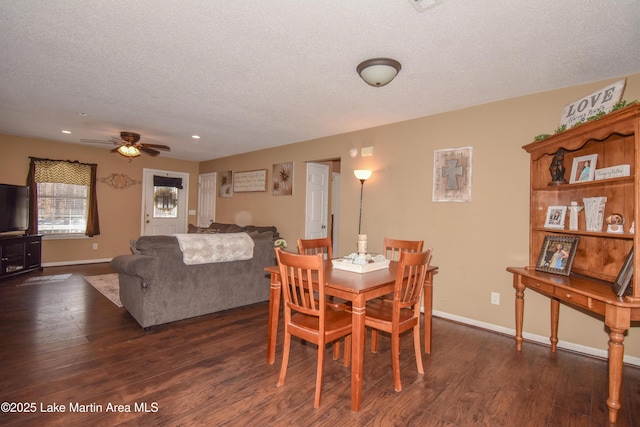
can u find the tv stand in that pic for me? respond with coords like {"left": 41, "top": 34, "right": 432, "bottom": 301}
{"left": 0, "top": 234, "right": 42, "bottom": 280}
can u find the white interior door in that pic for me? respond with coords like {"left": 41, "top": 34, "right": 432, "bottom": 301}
{"left": 197, "top": 172, "right": 216, "bottom": 227}
{"left": 305, "top": 162, "right": 329, "bottom": 239}
{"left": 142, "top": 168, "right": 189, "bottom": 236}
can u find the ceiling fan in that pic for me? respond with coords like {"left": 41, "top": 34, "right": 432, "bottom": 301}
{"left": 81, "top": 131, "right": 170, "bottom": 159}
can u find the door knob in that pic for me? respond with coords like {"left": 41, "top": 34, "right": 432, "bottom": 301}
{"left": 145, "top": 220, "right": 150, "bottom": 224}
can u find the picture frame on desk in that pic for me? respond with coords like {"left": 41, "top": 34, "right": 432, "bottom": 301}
{"left": 569, "top": 154, "right": 597, "bottom": 183}
{"left": 535, "top": 235, "right": 579, "bottom": 276}
{"left": 544, "top": 206, "right": 567, "bottom": 229}
{"left": 613, "top": 248, "right": 634, "bottom": 297}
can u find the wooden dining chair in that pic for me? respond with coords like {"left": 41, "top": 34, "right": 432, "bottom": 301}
{"left": 297, "top": 237, "right": 334, "bottom": 260}
{"left": 383, "top": 237, "right": 424, "bottom": 261}
{"left": 297, "top": 236, "right": 346, "bottom": 359}
{"left": 365, "top": 248, "right": 432, "bottom": 392}
{"left": 371, "top": 237, "right": 426, "bottom": 350}
{"left": 275, "top": 248, "right": 352, "bottom": 408}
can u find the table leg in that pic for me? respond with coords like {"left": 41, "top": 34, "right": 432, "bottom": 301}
{"left": 423, "top": 278, "right": 433, "bottom": 354}
{"left": 267, "top": 272, "right": 281, "bottom": 365}
{"left": 550, "top": 298, "right": 559, "bottom": 352}
{"left": 350, "top": 295, "right": 366, "bottom": 411}
{"left": 513, "top": 274, "right": 525, "bottom": 351}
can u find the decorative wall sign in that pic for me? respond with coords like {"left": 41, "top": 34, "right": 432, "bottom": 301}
{"left": 272, "top": 162, "right": 293, "bottom": 196}
{"left": 559, "top": 78, "right": 626, "bottom": 129}
{"left": 99, "top": 173, "right": 141, "bottom": 189}
{"left": 233, "top": 169, "right": 267, "bottom": 192}
{"left": 432, "top": 146, "right": 473, "bottom": 202}
{"left": 219, "top": 170, "right": 233, "bottom": 197}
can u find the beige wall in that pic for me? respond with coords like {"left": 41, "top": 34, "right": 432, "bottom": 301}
{"left": 0, "top": 135, "right": 199, "bottom": 263}
{"left": 1, "top": 74, "right": 639, "bottom": 357}
{"left": 201, "top": 74, "right": 640, "bottom": 357}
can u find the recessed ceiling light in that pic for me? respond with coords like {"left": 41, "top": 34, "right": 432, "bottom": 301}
{"left": 192, "top": 135, "right": 201, "bottom": 139}
{"left": 78, "top": 112, "right": 88, "bottom": 117}
{"left": 61, "top": 130, "right": 71, "bottom": 134}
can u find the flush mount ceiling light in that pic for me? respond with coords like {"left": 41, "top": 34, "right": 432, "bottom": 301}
{"left": 357, "top": 58, "right": 402, "bottom": 87}
{"left": 117, "top": 145, "right": 141, "bottom": 159}
{"left": 409, "top": 0, "right": 442, "bottom": 12}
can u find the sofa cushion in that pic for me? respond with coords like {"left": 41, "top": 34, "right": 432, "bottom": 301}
{"left": 188, "top": 224, "right": 219, "bottom": 234}
{"left": 207, "top": 222, "right": 246, "bottom": 233}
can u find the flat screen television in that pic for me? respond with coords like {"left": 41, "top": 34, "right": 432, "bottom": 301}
{"left": 0, "top": 184, "right": 29, "bottom": 233}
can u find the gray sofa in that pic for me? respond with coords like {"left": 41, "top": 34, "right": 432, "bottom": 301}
{"left": 110, "top": 224, "right": 278, "bottom": 329}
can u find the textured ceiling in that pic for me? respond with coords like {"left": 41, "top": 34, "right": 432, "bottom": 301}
{"left": 1, "top": 0, "right": 639, "bottom": 161}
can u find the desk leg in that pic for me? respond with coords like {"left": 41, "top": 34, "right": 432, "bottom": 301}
{"left": 550, "top": 298, "right": 559, "bottom": 352}
{"left": 605, "top": 304, "right": 630, "bottom": 424}
{"left": 513, "top": 274, "right": 525, "bottom": 351}
{"left": 267, "top": 272, "right": 281, "bottom": 365}
{"left": 351, "top": 296, "right": 366, "bottom": 412}
{"left": 423, "top": 278, "right": 433, "bottom": 354}
{"left": 607, "top": 326, "right": 625, "bottom": 424}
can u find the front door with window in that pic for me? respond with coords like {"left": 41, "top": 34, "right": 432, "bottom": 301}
{"left": 142, "top": 168, "right": 189, "bottom": 236}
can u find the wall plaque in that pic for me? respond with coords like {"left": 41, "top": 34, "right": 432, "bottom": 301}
{"left": 233, "top": 169, "right": 267, "bottom": 192}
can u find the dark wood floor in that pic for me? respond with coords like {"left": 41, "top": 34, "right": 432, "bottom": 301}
{"left": 1, "top": 264, "right": 640, "bottom": 426}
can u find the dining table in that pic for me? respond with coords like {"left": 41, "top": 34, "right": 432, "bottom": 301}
{"left": 264, "top": 260, "right": 438, "bottom": 411}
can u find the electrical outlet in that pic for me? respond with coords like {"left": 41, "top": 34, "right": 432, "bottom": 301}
{"left": 92, "top": 243, "right": 98, "bottom": 250}
{"left": 491, "top": 292, "right": 500, "bottom": 305}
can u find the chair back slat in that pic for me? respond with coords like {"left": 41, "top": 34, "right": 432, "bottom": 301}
{"left": 298, "top": 237, "right": 333, "bottom": 260}
{"left": 394, "top": 249, "right": 433, "bottom": 310}
{"left": 276, "top": 249, "right": 325, "bottom": 318}
{"left": 383, "top": 237, "right": 424, "bottom": 261}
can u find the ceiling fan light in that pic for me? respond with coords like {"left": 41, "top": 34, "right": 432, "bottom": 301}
{"left": 357, "top": 58, "right": 401, "bottom": 87}
{"left": 117, "top": 145, "right": 141, "bottom": 158}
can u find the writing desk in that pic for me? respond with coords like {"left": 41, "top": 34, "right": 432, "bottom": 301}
{"left": 508, "top": 266, "right": 640, "bottom": 423}
{"left": 265, "top": 261, "right": 437, "bottom": 411}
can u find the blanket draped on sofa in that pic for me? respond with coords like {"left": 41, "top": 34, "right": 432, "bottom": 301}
{"left": 173, "top": 232, "right": 254, "bottom": 264}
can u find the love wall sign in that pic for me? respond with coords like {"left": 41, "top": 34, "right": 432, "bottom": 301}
{"left": 559, "top": 78, "right": 626, "bottom": 129}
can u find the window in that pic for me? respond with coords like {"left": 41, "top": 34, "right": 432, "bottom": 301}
{"left": 27, "top": 158, "right": 100, "bottom": 237}
{"left": 37, "top": 183, "right": 88, "bottom": 235}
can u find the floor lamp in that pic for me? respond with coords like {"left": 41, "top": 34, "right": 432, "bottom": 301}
{"left": 354, "top": 170, "right": 372, "bottom": 235}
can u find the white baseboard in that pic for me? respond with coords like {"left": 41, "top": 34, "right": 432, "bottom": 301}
{"left": 42, "top": 258, "right": 113, "bottom": 267}
{"left": 433, "top": 309, "right": 640, "bottom": 367}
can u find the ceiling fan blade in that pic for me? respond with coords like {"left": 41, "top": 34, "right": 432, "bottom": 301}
{"left": 80, "top": 138, "right": 112, "bottom": 145}
{"left": 142, "top": 143, "right": 171, "bottom": 151}
{"left": 139, "top": 146, "right": 160, "bottom": 156}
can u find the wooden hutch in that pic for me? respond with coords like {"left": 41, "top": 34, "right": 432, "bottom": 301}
{"left": 507, "top": 103, "right": 640, "bottom": 423}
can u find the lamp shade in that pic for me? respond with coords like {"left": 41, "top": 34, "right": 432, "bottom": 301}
{"left": 354, "top": 170, "right": 372, "bottom": 181}
{"left": 357, "top": 58, "right": 401, "bottom": 87}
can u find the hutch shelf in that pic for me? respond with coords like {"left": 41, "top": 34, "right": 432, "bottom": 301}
{"left": 507, "top": 103, "right": 640, "bottom": 424}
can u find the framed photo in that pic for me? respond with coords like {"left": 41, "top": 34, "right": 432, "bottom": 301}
{"left": 535, "top": 235, "right": 579, "bottom": 276}
{"left": 544, "top": 206, "right": 567, "bottom": 229}
{"left": 613, "top": 249, "right": 634, "bottom": 297}
{"left": 570, "top": 154, "right": 597, "bottom": 183}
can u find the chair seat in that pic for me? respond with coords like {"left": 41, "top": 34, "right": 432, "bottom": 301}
{"left": 291, "top": 306, "right": 352, "bottom": 335}
{"left": 365, "top": 300, "right": 417, "bottom": 326}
